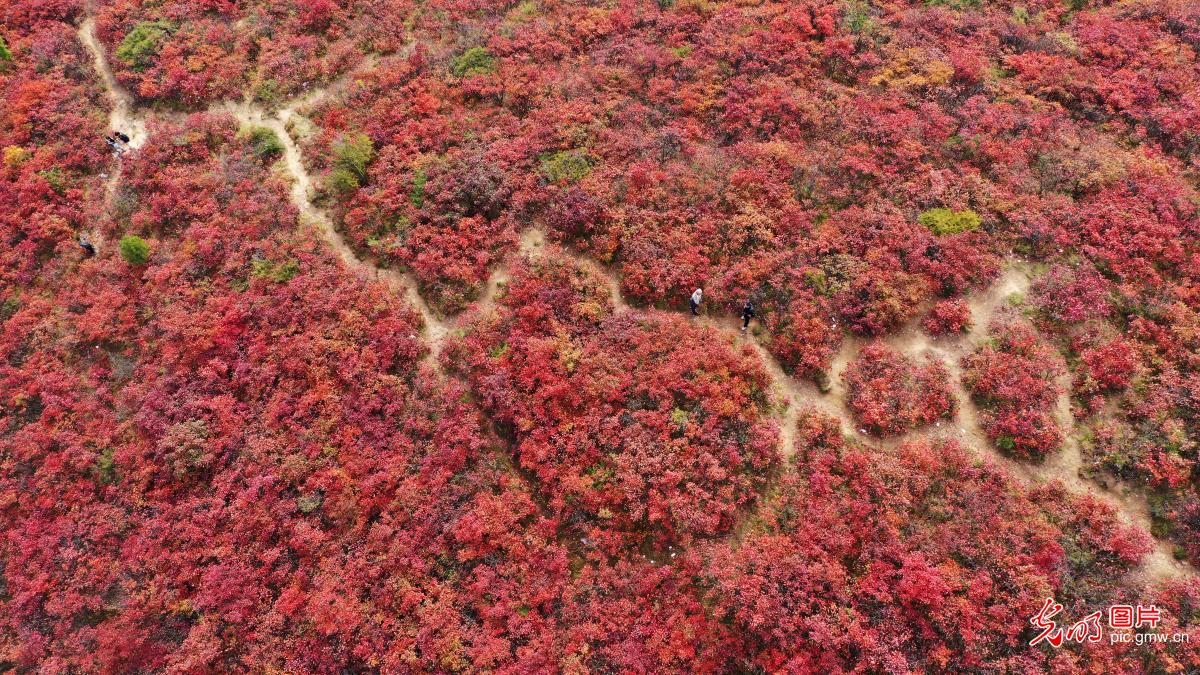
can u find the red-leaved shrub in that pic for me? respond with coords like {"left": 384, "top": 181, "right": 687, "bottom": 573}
{"left": 843, "top": 343, "right": 956, "bottom": 435}
{"left": 921, "top": 298, "right": 973, "bottom": 335}
{"left": 961, "top": 315, "right": 1065, "bottom": 459}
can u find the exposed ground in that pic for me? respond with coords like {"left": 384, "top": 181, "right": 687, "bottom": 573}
{"left": 77, "top": 14, "right": 1193, "bottom": 584}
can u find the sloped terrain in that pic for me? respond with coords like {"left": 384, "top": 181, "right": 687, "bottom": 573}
{"left": 3, "top": 0, "right": 1200, "bottom": 671}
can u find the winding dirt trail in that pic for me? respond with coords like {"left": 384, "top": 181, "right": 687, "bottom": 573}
{"left": 75, "top": 21, "right": 450, "bottom": 366}
{"left": 218, "top": 100, "right": 452, "bottom": 367}
{"left": 78, "top": 16, "right": 1191, "bottom": 584}
{"left": 78, "top": 17, "right": 147, "bottom": 151}
{"left": 825, "top": 266, "right": 1191, "bottom": 581}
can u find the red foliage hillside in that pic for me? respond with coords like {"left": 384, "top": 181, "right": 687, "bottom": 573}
{"left": 445, "top": 252, "right": 780, "bottom": 553}
{"left": 93, "top": 0, "right": 381, "bottom": 106}
{"left": 5, "top": 0, "right": 1200, "bottom": 668}
{"left": 698, "top": 411, "right": 1181, "bottom": 673}
{"left": 0, "top": 111, "right": 569, "bottom": 670}
{"left": 1, "top": 3, "right": 108, "bottom": 289}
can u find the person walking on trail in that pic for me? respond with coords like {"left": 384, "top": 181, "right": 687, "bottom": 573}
{"left": 105, "top": 136, "right": 122, "bottom": 155}
{"left": 78, "top": 235, "right": 96, "bottom": 257}
{"left": 740, "top": 299, "right": 755, "bottom": 331}
{"left": 690, "top": 288, "right": 703, "bottom": 316}
{"left": 115, "top": 131, "right": 131, "bottom": 144}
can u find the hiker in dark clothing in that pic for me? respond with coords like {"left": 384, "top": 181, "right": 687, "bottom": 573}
{"left": 740, "top": 300, "right": 755, "bottom": 331}
{"left": 115, "top": 131, "right": 131, "bottom": 144}
{"left": 105, "top": 136, "right": 122, "bottom": 154}
{"left": 79, "top": 235, "right": 95, "bottom": 257}
{"left": 690, "top": 288, "right": 703, "bottom": 316}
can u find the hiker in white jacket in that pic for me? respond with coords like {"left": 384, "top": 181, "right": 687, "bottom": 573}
{"left": 690, "top": 288, "right": 703, "bottom": 316}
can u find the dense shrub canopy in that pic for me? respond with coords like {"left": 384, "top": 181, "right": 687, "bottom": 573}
{"left": 4, "top": 0, "right": 1200, "bottom": 669}
{"left": 843, "top": 342, "right": 956, "bottom": 435}
{"left": 962, "top": 314, "right": 1066, "bottom": 459}
{"left": 701, "top": 412, "right": 1159, "bottom": 673}
{"left": 922, "top": 297, "right": 973, "bottom": 335}
{"left": 446, "top": 252, "right": 781, "bottom": 552}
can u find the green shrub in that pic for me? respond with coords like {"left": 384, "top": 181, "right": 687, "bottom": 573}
{"left": 843, "top": 0, "right": 876, "bottom": 34}
{"left": 391, "top": 215, "right": 413, "bottom": 243}
{"left": 37, "top": 167, "right": 65, "bottom": 194}
{"left": 0, "top": 35, "right": 12, "bottom": 65}
{"left": 119, "top": 235, "right": 150, "bottom": 265}
{"left": 93, "top": 448, "right": 117, "bottom": 485}
{"left": 324, "top": 133, "right": 374, "bottom": 195}
{"left": 451, "top": 47, "right": 496, "bottom": 77}
{"left": 925, "top": 0, "right": 981, "bottom": 8}
{"left": 803, "top": 268, "right": 830, "bottom": 295}
{"left": 539, "top": 150, "right": 593, "bottom": 183}
{"left": 507, "top": 0, "right": 539, "bottom": 23}
{"left": 251, "top": 258, "right": 300, "bottom": 283}
{"left": 297, "top": 492, "right": 323, "bottom": 513}
{"left": 116, "top": 20, "right": 174, "bottom": 71}
{"left": 335, "top": 134, "right": 375, "bottom": 176}
{"left": 1, "top": 295, "right": 19, "bottom": 321}
{"left": 277, "top": 261, "right": 299, "bottom": 282}
{"left": 410, "top": 168, "right": 427, "bottom": 207}
{"left": 327, "top": 166, "right": 361, "bottom": 196}
{"left": 918, "top": 208, "right": 982, "bottom": 236}
{"left": 252, "top": 79, "right": 280, "bottom": 105}
{"left": 670, "top": 407, "right": 690, "bottom": 428}
{"left": 335, "top": 132, "right": 373, "bottom": 176}
{"left": 245, "top": 127, "right": 284, "bottom": 158}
